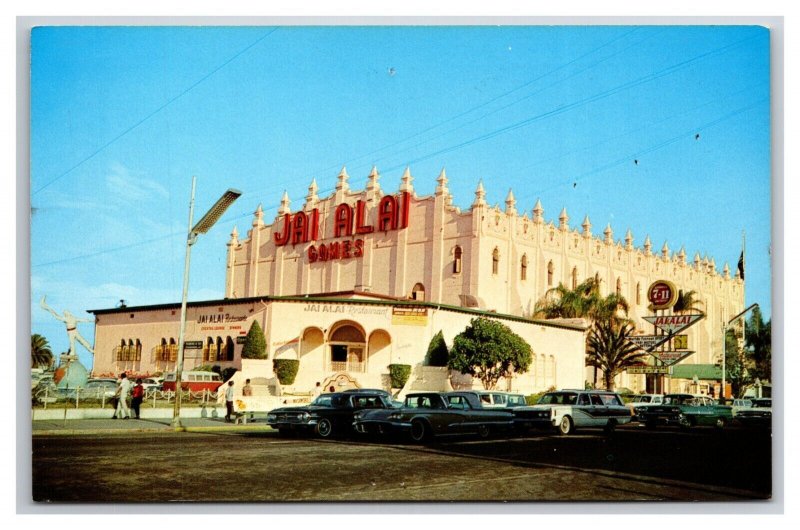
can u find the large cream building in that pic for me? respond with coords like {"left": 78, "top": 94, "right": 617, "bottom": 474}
{"left": 90, "top": 167, "right": 744, "bottom": 396}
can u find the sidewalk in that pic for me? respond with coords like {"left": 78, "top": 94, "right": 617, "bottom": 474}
{"left": 32, "top": 416, "right": 277, "bottom": 436}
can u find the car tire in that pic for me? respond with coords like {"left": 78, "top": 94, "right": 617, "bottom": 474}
{"left": 604, "top": 419, "right": 617, "bottom": 434}
{"left": 715, "top": 417, "right": 727, "bottom": 429}
{"left": 557, "top": 415, "right": 574, "bottom": 436}
{"left": 316, "top": 418, "right": 334, "bottom": 438}
{"left": 477, "top": 424, "right": 490, "bottom": 439}
{"left": 410, "top": 419, "right": 430, "bottom": 442}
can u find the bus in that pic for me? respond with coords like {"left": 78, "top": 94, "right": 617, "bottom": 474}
{"left": 161, "top": 371, "right": 224, "bottom": 392}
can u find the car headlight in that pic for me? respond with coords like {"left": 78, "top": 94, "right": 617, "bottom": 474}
{"left": 388, "top": 412, "right": 402, "bottom": 420}
{"left": 299, "top": 412, "right": 310, "bottom": 421}
{"left": 634, "top": 407, "right": 646, "bottom": 414}
{"left": 267, "top": 413, "right": 276, "bottom": 422}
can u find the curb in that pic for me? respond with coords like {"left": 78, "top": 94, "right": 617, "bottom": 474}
{"left": 32, "top": 425, "right": 278, "bottom": 436}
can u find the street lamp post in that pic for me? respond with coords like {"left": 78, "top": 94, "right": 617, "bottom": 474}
{"left": 171, "top": 177, "right": 241, "bottom": 429}
{"left": 720, "top": 303, "right": 759, "bottom": 404}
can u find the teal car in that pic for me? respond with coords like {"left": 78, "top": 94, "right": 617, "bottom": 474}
{"left": 640, "top": 393, "right": 733, "bottom": 429}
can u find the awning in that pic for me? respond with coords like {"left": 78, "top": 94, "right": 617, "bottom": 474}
{"left": 669, "top": 364, "right": 722, "bottom": 381}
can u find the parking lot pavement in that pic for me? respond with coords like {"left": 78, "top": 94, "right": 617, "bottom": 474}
{"left": 31, "top": 416, "right": 277, "bottom": 435}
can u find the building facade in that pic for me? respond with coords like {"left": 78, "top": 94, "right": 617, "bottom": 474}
{"left": 91, "top": 166, "right": 744, "bottom": 395}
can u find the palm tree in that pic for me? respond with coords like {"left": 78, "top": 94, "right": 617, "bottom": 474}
{"left": 586, "top": 321, "right": 647, "bottom": 391}
{"left": 31, "top": 334, "right": 53, "bottom": 369}
{"left": 673, "top": 290, "right": 704, "bottom": 314}
{"left": 745, "top": 306, "right": 771, "bottom": 381}
{"left": 534, "top": 277, "right": 629, "bottom": 325}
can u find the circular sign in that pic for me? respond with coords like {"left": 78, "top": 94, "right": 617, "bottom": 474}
{"left": 647, "top": 280, "right": 678, "bottom": 309}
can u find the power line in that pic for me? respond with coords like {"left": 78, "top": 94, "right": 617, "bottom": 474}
{"left": 32, "top": 28, "right": 279, "bottom": 197}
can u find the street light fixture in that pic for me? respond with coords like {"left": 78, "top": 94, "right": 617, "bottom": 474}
{"left": 172, "top": 177, "right": 242, "bottom": 429}
{"left": 720, "top": 303, "right": 759, "bottom": 404}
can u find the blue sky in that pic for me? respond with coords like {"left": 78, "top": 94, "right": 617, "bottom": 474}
{"left": 30, "top": 25, "right": 772, "bottom": 370}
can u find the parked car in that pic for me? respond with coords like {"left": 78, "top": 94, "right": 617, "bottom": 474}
{"left": 82, "top": 379, "right": 118, "bottom": 400}
{"left": 731, "top": 398, "right": 754, "bottom": 418}
{"left": 512, "top": 389, "right": 632, "bottom": 435}
{"left": 639, "top": 394, "right": 732, "bottom": 429}
{"left": 735, "top": 398, "right": 771, "bottom": 429}
{"left": 471, "top": 391, "right": 528, "bottom": 408}
{"left": 353, "top": 391, "right": 515, "bottom": 442}
{"left": 627, "top": 393, "right": 665, "bottom": 423}
{"left": 140, "top": 378, "right": 162, "bottom": 391}
{"left": 266, "top": 390, "right": 396, "bottom": 438}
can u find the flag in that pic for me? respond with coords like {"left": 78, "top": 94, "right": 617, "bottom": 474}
{"left": 737, "top": 251, "right": 745, "bottom": 280}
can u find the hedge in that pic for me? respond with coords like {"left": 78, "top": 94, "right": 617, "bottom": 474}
{"left": 273, "top": 359, "right": 300, "bottom": 385}
{"left": 388, "top": 364, "right": 411, "bottom": 389}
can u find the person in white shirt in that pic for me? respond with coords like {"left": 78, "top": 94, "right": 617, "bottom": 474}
{"left": 115, "top": 373, "right": 133, "bottom": 419}
{"left": 312, "top": 382, "right": 322, "bottom": 399}
{"left": 224, "top": 380, "right": 235, "bottom": 422}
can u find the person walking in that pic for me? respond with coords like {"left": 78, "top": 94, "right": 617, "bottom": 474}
{"left": 110, "top": 375, "right": 121, "bottom": 418}
{"left": 312, "top": 382, "right": 322, "bottom": 399}
{"left": 115, "top": 373, "right": 132, "bottom": 419}
{"left": 131, "top": 378, "right": 144, "bottom": 419}
{"left": 224, "top": 380, "right": 235, "bottom": 422}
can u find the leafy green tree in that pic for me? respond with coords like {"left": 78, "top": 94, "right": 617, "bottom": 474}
{"left": 745, "top": 306, "right": 771, "bottom": 381}
{"left": 424, "top": 330, "right": 449, "bottom": 366}
{"left": 724, "top": 328, "right": 749, "bottom": 398}
{"left": 31, "top": 334, "right": 53, "bottom": 369}
{"left": 241, "top": 321, "right": 267, "bottom": 359}
{"left": 449, "top": 317, "right": 533, "bottom": 390}
{"left": 585, "top": 321, "right": 646, "bottom": 391}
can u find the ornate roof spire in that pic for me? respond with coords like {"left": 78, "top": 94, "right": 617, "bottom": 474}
{"left": 278, "top": 192, "right": 290, "bottom": 216}
{"left": 558, "top": 207, "right": 569, "bottom": 230}
{"left": 305, "top": 178, "right": 318, "bottom": 208}
{"left": 661, "top": 241, "right": 670, "bottom": 259}
{"left": 400, "top": 166, "right": 415, "bottom": 193}
{"left": 533, "top": 199, "right": 543, "bottom": 224}
{"left": 694, "top": 252, "right": 702, "bottom": 267}
{"left": 228, "top": 225, "right": 239, "bottom": 246}
{"left": 472, "top": 179, "right": 486, "bottom": 207}
{"left": 677, "top": 245, "right": 686, "bottom": 264}
{"left": 604, "top": 223, "right": 613, "bottom": 244}
{"left": 366, "top": 166, "right": 380, "bottom": 191}
{"left": 436, "top": 167, "right": 449, "bottom": 196}
{"left": 505, "top": 188, "right": 517, "bottom": 215}
{"left": 336, "top": 166, "right": 350, "bottom": 192}
{"left": 582, "top": 215, "right": 592, "bottom": 237}
{"left": 723, "top": 262, "right": 730, "bottom": 278}
{"left": 644, "top": 235, "right": 652, "bottom": 255}
{"left": 624, "top": 228, "right": 633, "bottom": 250}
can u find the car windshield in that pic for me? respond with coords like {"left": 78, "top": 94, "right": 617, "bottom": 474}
{"left": 752, "top": 399, "right": 771, "bottom": 408}
{"left": 311, "top": 395, "right": 335, "bottom": 407}
{"left": 405, "top": 395, "right": 441, "bottom": 409}
{"left": 598, "top": 394, "right": 623, "bottom": 406}
{"left": 538, "top": 392, "right": 578, "bottom": 405}
{"left": 507, "top": 395, "right": 526, "bottom": 406}
{"left": 632, "top": 396, "right": 652, "bottom": 403}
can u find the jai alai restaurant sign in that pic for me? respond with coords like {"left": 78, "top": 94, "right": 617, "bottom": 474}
{"left": 273, "top": 192, "right": 411, "bottom": 262}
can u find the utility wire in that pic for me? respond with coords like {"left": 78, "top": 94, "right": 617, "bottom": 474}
{"left": 32, "top": 28, "right": 279, "bottom": 197}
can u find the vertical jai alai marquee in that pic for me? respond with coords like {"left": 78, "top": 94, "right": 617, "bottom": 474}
{"left": 91, "top": 165, "right": 744, "bottom": 395}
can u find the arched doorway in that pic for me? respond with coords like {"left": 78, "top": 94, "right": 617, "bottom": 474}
{"left": 328, "top": 321, "right": 366, "bottom": 373}
{"left": 367, "top": 329, "right": 392, "bottom": 369}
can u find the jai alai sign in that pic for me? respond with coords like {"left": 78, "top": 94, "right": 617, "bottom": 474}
{"left": 272, "top": 191, "right": 411, "bottom": 263}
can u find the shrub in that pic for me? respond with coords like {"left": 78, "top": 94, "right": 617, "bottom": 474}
{"left": 424, "top": 331, "right": 449, "bottom": 366}
{"left": 388, "top": 364, "right": 411, "bottom": 389}
{"left": 241, "top": 321, "right": 268, "bottom": 359}
{"left": 222, "top": 367, "right": 238, "bottom": 382}
{"left": 273, "top": 359, "right": 300, "bottom": 385}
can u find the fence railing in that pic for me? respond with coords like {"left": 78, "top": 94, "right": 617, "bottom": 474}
{"left": 31, "top": 386, "right": 221, "bottom": 409}
{"left": 328, "top": 361, "right": 366, "bottom": 373}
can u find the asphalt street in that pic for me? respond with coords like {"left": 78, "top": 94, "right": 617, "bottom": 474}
{"left": 31, "top": 424, "right": 771, "bottom": 502}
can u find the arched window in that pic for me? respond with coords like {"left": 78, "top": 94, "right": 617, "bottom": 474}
{"left": 571, "top": 267, "right": 578, "bottom": 289}
{"left": 547, "top": 261, "right": 554, "bottom": 286}
{"left": 135, "top": 339, "right": 142, "bottom": 360}
{"left": 636, "top": 282, "right": 641, "bottom": 305}
{"left": 492, "top": 248, "right": 500, "bottom": 275}
{"left": 453, "top": 246, "right": 462, "bottom": 274}
{"left": 216, "top": 336, "right": 224, "bottom": 361}
{"left": 520, "top": 254, "right": 528, "bottom": 281}
{"left": 225, "top": 336, "right": 235, "bottom": 361}
{"left": 411, "top": 283, "right": 425, "bottom": 301}
{"left": 616, "top": 277, "right": 622, "bottom": 296}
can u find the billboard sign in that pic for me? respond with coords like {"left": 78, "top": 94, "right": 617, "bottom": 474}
{"left": 642, "top": 313, "right": 704, "bottom": 334}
